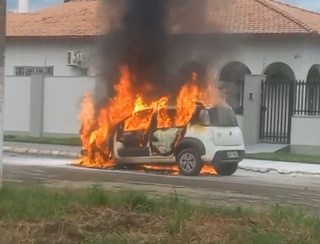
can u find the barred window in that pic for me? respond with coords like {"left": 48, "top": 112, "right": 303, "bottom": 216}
{"left": 14, "top": 66, "right": 54, "bottom": 76}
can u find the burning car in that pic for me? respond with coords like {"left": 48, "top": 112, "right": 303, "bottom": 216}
{"left": 77, "top": 1, "right": 246, "bottom": 176}
{"left": 82, "top": 101, "right": 245, "bottom": 176}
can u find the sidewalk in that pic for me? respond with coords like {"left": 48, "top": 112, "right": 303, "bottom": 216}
{"left": 3, "top": 142, "right": 320, "bottom": 176}
{"left": 245, "top": 143, "right": 287, "bottom": 154}
{"left": 4, "top": 142, "right": 81, "bottom": 158}
{"left": 239, "top": 159, "right": 320, "bottom": 176}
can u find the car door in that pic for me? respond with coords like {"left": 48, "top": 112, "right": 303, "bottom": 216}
{"left": 150, "top": 108, "right": 185, "bottom": 156}
{"left": 116, "top": 109, "right": 155, "bottom": 157}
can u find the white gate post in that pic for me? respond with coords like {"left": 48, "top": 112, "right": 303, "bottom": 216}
{"left": 0, "top": 0, "right": 7, "bottom": 189}
{"left": 242, "top": 74, "right": 266, "bottom": 146}
{"left": 29, "top": 75, "right": 45, "bottom": 137}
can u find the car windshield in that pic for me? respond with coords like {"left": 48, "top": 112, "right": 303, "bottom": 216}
{"left": 207, "top": 106, "right": 238, "bottom": 127}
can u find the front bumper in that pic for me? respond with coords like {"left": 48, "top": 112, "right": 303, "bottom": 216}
{"left": 212, "top": 150, "right": 245, "bottom": 164}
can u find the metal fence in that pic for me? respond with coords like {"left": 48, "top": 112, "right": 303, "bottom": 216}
{"left": 293, "top": 80, "right": 320, "bottom": 116}
{"left": 260, "top": 80, "right": 293, "bottom": 144}
{"left": 221, "top": 80, "right": 244, "bottom": 115}
{"left": 260, "top": 79, "right": 320, "bottom": 144}
{"left": 223, "top": 79, "right": 320, "bottom": 116}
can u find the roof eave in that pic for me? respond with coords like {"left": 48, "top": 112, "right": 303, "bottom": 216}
{"left": 6, "top": 32, "right": 320, "bottom": 40}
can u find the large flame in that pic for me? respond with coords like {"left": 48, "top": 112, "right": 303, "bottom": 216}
{"left": 77, "top": 66, "right": 220, "bottom": 175}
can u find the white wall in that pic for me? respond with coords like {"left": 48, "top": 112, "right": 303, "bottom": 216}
{"left": 6, "top": 37, "right": 320, "bottom": 81}
{"left": 291, "top": 116, "right": 320, "bottom": 146}
{"left": 170, "top": 37, "right": 320, "bottom": 81}
{"left": 43, "top": 77, "right": 95, "bottom": 135}
{"left": 213, "top": 38, "right": 307, "bottom": 80}
{"left": 4, "top": 76, "right": 30, "bottom": 132}
{"left": 5, "top": 39, "right": 98, "bottom": 77}
{"left": 4, "top": 38, "right": 99, "bottom": 135}
{"left": 5, "top": 36, "right": 320, "bottom": 143}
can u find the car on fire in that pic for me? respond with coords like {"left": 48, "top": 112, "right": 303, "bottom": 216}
{"left": 109, "top": 102, "right": 245, "bottom": 176}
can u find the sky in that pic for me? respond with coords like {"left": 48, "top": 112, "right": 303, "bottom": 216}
{"left": 7, "top": 0, "right": 63, "bottom": 12}
{"left": 280, "top": 0, "right": 320, "bottom": 12}
{"left": 6, "top": 0, "right": 320, "bottom": 13}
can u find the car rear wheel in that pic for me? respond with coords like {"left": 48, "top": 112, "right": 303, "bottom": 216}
{"left": 214, "top": 163, "right": 238, "bottom": 176}
{"left": 177, "top": 148, "right": 203, "bottom": 176}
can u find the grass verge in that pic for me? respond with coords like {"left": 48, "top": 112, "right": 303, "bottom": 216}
{"left": 246, "top": 152, "right": 320, "bottom": 164}
{"left": 0, "top": 185, "right": 319, "bottom": 243}
{"left": 4, "top": 135, "right": 81, "bottom": 146}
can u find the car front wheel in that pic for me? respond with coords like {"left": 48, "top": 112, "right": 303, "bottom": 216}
{"left": 214, "top": 163, "right": 238, "bottom": 176}
{"left": 177, "top": 148, "right": 203, "bottom": 176}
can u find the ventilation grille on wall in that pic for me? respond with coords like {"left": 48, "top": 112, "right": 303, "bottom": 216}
{"left": 67, "top": 50, "right": 83, "bottom": 67}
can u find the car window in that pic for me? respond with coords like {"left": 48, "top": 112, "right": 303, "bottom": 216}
{"left": 206, "top": 106, "right": 238, "bottom": 127}
{"left": 157, "top": 108, "right": 176, "bottom": 129}
{"left": 124, "top": 109, "right": 154, "bottom": 131}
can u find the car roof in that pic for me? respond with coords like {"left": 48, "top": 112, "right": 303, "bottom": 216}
{"left": 133, "top": 102, "right": 231, "bottom": 114}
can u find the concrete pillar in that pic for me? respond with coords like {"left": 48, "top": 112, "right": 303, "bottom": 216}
{"left": 94, "top": 74, "right": 107, "bottom": 107}
{"left": 0, "top": 67, "right": 4, "bottom": 189}
{"left": 242, "top": 74, "right": 266, "bottom": 146}
{"left": 29, "top": 75, "right": 44, "bottom": 137}
{"left": 0, "top": 0, "right": 6, "bottom": 189}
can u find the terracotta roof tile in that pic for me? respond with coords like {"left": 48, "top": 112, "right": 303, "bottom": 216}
{"left": 6, "top": 0, "right": 320, "bottom": 38}
{"left": 267, "top": 0, "right": 320, "bottom": 33}
{"left": 7, "top": 0, "right": 103, "bottom": 37}
{"left": 170, "top": 0, "right": 312, "bottom": 34}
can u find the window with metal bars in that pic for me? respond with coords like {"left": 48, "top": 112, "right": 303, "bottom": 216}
{"left": 14, "top": 66, "right": 54, "bottom": 76}
{"left": 219, "top": 80, "right": 244, "bottom": 115}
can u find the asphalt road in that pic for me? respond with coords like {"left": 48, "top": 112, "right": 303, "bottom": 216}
{"left": 2, "top": 153, "right": 320, "bottom": 210}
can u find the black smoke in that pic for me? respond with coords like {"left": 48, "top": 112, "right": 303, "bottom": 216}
{"left": 101, "top": 0, "right": 169, "bottom": 100}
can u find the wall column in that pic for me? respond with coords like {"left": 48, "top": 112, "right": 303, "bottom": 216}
{"left": 94, "top": 74, "right": 108, "bottom": 107}
{"left": 242, "top": 74, "right": 266, "bottom": 146}
{"left": 29, "top": 75, "right": 44, "bottom": 137}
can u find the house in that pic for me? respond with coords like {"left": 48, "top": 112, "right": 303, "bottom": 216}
{"left": 5, "top": 0, "right": 320, "bottom": 146}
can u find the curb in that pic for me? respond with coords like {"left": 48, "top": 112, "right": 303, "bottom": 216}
{"left": 238, "top": 166, "right": 320, "bottom": 176}
{"left": 4, "top": 146, "right": 81, "bottom": 158}
{"left": 4, "top": 147, "right": 320, "bottom": 176}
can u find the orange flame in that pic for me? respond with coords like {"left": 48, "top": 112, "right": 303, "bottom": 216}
{"left": 78, "top": 67, "right": 220, "bottom": 175}
{"left": 140, "top": 164, "right": 217, "bottom": 175}
{"left": 176, "top": 73, "right": 200, "bottom": 127}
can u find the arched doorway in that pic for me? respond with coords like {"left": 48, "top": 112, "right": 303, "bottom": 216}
{"left": 306, "top": 65, "right": 320, "bottom": 115}
{"left": 219, "top": 61, "right": 251, "bottom": 114}
{"left": 264, "top": 62, "right": 295, "bottom": 82}
{"left": 260, "top": 63, "right": 295, "bottom": 144}
{"left": 307, "top": 64, "right": 320, "bottom": 81}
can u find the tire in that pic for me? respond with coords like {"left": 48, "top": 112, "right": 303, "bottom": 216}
{"left": 176, "top": 148, "right": 203, "bottom": 176}
{"left": 214, "top": 163, "right": 238, "bottom": 176}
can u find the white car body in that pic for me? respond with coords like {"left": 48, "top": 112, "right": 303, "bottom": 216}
{"left": 112, "top": 104, "right": 245, "bottom": 176}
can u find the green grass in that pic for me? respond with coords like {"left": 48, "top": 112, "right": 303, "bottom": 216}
{"left": 246, "top": 152, "right": 320, "bottom": 164}
{"left": 4, "top": 135, "right": 81, "bottom": 146}
{"left": 0, "top": 185, "right": 157, "bottom": 220}
{"left": 0, "top": 185, "right": 319, "bottom": 243}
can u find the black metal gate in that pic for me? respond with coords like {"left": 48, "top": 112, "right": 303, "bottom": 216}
{"left": 260, "top": 80, "right": 294, "bottom": 144}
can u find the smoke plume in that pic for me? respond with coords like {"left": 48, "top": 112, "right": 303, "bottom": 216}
{"left": 101, "top": 0, "right": 169, "bottom": 99}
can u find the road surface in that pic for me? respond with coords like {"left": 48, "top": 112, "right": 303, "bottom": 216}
{"left": 3, "top": 153, "right": 320, "bottom": 210}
